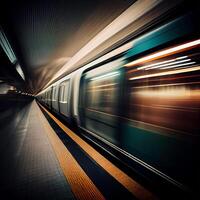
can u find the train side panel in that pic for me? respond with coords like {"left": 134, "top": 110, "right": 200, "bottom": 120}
{"left": 79, "top": 59, "right": 124, "bottom": 145}
{"left": 78, "top": 11, "right": 200, "bottom": 193}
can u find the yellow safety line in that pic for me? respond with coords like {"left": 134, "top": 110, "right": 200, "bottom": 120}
{"left": 36, "top": 102, "right": 105, "bottom": 200}
{"left": 39, "top": 103, "right": 157, "bottom": 200}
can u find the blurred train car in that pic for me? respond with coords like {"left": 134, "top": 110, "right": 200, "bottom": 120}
{"left": 37, "top": 8, "right": 200, "bottom": 197}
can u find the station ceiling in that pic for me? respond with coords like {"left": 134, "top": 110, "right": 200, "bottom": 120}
{"left": 0, "top": 0, "right": 135, "bottom": 93}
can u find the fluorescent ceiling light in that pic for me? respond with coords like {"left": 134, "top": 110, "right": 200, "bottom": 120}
{"left": 0, "top": 30, "right": 17, "bottom": 64}
{"left": 0, "top": 29, "right": 26, "bottom": 81}
{"left": 16, "top": 64, "right": 25, "bottom": 80}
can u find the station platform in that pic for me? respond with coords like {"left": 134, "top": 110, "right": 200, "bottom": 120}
{"left": 0, "top": 96, "right": 156, "bottom": 200}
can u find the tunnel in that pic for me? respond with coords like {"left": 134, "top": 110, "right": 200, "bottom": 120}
{"left": 0, "top": 0, "right": 200, "bottom": 199}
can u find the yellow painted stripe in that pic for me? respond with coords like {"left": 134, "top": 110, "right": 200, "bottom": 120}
{"left": 39, "top": 103, "right": 158, "bottom": 200}
{"left": 36, "top": 102, "right": 105, "bottom": 200}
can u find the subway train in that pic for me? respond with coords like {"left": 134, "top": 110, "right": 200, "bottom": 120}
{"left": 37, "top": 10, "right": 200, "bottom": 197}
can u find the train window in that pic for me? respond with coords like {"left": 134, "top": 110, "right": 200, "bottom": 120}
{"left": 48, "top": 90, "right": 51, "bottom": 101}
{"left": 85, "top": 71, "right": 120, "bottom": 114}
{"left": 59, "top": 85, "right": 64, "bottom": 102}
{"left": 126, "top": 42, "right": 200, "bottom": 135}
{"left": 59, "top": 80, "right": 70, "bottom": 103}
{"left": 52, "top": 86, "right": 57, "bottom": 101}
{"left": 63, "top": 80, "right": 70, "bottom": 103}
{"left": 47, "top": 91, "right": 49, "bottom": 100}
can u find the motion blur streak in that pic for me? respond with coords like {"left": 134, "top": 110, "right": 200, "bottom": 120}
{"left": 145, "top": 58, "right": 191, "bottom": 70}
{"left": 125, "top": 38, "right": 200, "bottom": 67}
{"left": 91, "top": 72, "right": 119, "bottom": 81}
{"left": 130, "top": 86, "right": 200, "bottom": 134}
{"left": 133, "top": 87, "right": 200, "bottom": 98}
{"left": 137, "top": 56, "right": 188, "bottom": 70}
{"left": 160, "top": 61, "right": 195, "bottom": 70}
{"left": 129, "top": 66, "right": 200, "bottom": 80}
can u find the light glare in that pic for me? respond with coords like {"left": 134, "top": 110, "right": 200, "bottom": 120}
{"left": 145, "top": 59, "right": 191, "bottom": 70}
{"left": 126, "top": 38, "right": 200, "bottom": 67}
{"left": 137, "top": 56, "right": 188, "bottom": 70}
{"left": 91, "top": 72, "right": 119, "bottom": 81}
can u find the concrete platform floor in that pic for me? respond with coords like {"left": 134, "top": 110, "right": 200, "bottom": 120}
{"left": 0, "top": 95, "right": 156, "bottom": 200}
{"left": 0, "top": 97, "right": 74, "bottom": 200}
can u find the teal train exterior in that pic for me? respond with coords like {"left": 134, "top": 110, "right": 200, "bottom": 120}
{"left": 38, "top": 8, "right": 200, "bottom": 199}
{"left": 80, "top": 11, "right": 200, "bottom": 197}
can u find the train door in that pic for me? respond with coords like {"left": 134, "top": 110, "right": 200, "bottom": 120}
{"left": 80, "top": 59, "right": 124, "bottom": 145}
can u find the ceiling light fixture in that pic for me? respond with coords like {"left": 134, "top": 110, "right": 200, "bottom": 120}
{"left": 0, "top": 29, "right": 17, "bottom": 64}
